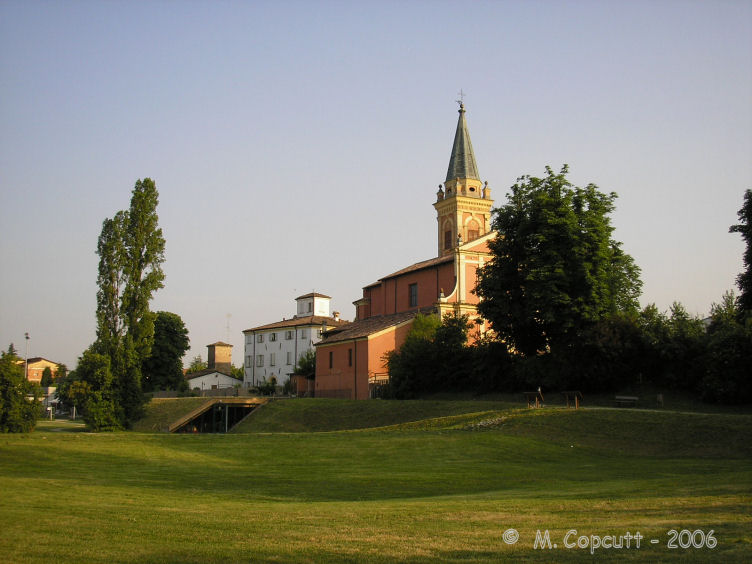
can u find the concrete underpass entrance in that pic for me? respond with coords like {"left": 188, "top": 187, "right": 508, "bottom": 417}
{"left": 170, "top": 398, "right": 265, "bottom": 433}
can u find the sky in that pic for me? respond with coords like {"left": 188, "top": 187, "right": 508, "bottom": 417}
{"left": 1, "top": 0, "right": 750, "bottom": 370}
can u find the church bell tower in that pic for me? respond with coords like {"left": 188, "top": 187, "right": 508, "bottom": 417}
{"left": 433, "top": 102, "right": 494, "bottom": 257}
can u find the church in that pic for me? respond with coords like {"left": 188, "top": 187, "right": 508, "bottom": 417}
{"left": 314, "top": 103, "right": 496, "bottom": 399}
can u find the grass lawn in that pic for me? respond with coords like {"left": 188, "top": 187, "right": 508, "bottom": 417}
{"left": 1, "top": 400, "right": 750, "bottom": 562}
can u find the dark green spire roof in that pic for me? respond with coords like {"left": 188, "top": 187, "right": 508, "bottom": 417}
{"left": 445, "top": 103, "right": 479, "bottom": 182}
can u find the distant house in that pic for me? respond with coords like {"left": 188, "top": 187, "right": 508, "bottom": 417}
{"left": 185, "top": 342, "right": 238, "bottom": 392}
{"left": 186, "top": 369, "right": 239, "bottom": 392}
{"left": 17, "top": 357, "right": 60, "bottom": 384}
{"left": 242, "top": 293, "right": 349, "bottom": 389}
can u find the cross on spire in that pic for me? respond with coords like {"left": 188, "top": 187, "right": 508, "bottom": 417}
{"left": 456, "top": 89, "right": 466, "bottom": 107}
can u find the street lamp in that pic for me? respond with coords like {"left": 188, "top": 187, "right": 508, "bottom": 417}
{"left": 24, "top": 332, "right": 29, "bottom": 380}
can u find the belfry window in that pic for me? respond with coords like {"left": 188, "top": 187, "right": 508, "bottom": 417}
{"left": 444, "top": 230, "right": 453, "bottom": 250}
{"left": 409, "top": 283, "right": 418, "bottom": 308}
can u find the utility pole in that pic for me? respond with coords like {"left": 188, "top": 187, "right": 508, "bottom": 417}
{"left": 24, "top": 332, "right": 30, "bottom": 380}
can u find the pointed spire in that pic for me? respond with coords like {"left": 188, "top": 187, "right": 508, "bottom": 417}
{"left": 445, "top": 102, "right": 479, "bottom": 182}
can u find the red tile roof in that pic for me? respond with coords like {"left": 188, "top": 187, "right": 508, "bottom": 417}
{"left": 316, "top": 307, "right": 436, "bottom": 345}
{"left": 243, "top": 315, "right": 349, "bottom": 333}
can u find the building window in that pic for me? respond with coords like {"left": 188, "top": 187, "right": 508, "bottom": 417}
{"left": 270, "top": 353, "right": 276, "bottom": 366}
{"left": 256, "top": 355, "right": 264, "bottom": 367}
{"left": 246, "top": 334, "right": 252, "bottom": 344}
{"left": 257, "top": 334, "right": 264, "bottom": 343}
{"left": 286, "top": 352, "right": 293, "bottom": 365}
{"left": 409, "top": 283, "right": 418, "bottom": 307}
{"left": 270, "top": 333, "right": 277, "bottom": 342}
{"left": 329, "top": 351, "right": 333, "bottom": 369}
{"left": 300, "top": 328, "right": 308, "bottom": 339}
{"left": 307, "top": 302, "right": 312, "bottom": 312}
{"left": 285, "top": 330, "right": 294, "bottom": 340}
{"left": 246, "top": 355, "right": 251, "bottom": 367}
{"left": 348, "top": 348, "right": 352, "bottom": 367}
{"left": 444, "top": 230, "right": 452, "bottom": 250}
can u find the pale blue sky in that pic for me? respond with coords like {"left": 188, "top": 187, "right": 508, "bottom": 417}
{"left": 1, "top": 0, "right": 750, "bottom": 369}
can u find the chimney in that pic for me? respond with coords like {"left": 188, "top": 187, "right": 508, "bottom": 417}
{"left": 333, "top": 311, "right": 340, "bottom": 322}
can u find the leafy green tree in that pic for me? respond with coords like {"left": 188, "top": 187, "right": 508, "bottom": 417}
{"left": 54, "top": 367, "right": 84, "bottom": 414}
{"left": 91, "top": 178, "right": 166, "bottom": 427}
{"left": 700, "top": 291, "right": 752, "bottom": 403}
{"left": 142, "top": 311, "right": 190, "bottom": 392}
{"left": 0, "top": 347, "right": 40, "bottom": 432}
{"left": 730, "top": 189, "right": 752, "bottom": 317}
{"left": 385, "top": 314, "right": 439, "bottom": 398}
{"left": 294, "top": 349, "right": 316, "bottom": 380}
{"left": 231, "top": 365, "right": 244, "bottom": 380}
{"left": 386, "top": 313, "right": 472, "bottom": 398}
{"left": 708, "top": 291, "right": 738, "bottom": 329}
{"left": 187, "top": 355, "right": 207, "bottom": 373}
{"left": 636, "top": 304, "right": 670, "bottom": 383}
{"left": 75, "top": 348, "right": 122, "bottom": 431}
{"left": 475, "top": 165, "right": 642, "bottom": 356}
{"left": 40, "top": 367, "right": 54, "bottom": 387}
{"left": 663, "top": 302, "right": 706, "bottom": 390}
{"left": 55, "top": 363, "right": 67, "bottom": 383}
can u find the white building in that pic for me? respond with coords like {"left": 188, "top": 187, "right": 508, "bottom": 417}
{"left": 243, "top": 293, "right": 348, "bottom": 387}
{"left": 186, "top": 370, "right": 239, "bottom": 392}
{"left": 185, "top": 342, "right": 239, "bottom": 392}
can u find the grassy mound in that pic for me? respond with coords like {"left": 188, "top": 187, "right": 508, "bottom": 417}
{"left": 232, "top": 397, "right": 518, "bottom": 432}
{"left": 131, "top": 397, "right": 210, "bottom": 432}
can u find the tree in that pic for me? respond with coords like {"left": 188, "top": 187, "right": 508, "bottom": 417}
{"left": 90, "top": 178, "right": 166, "bottom": 428}
{"left": 385, "top": 313, "right": 472, "bottom": 398}
{"left": 231, "top": 365, "right": 244, "bottom": 380}
{"left": 75, "top": 348, "right": 122, "bottom": 431}
{"left": 55, "top": 363, "right": 68, "bottom": 383}
{"left": 700, "top": 291, "right": 752, "bottom": 404}
{"left": 475, "top": 165, "right": 642, "bottom": 356}
{"left": 294, "top": 349, "right": 316, "bottom": 380}
{"left": 0, "top": 347, "right": 40, "bottom": 432}
{"left": 40, "top": 367, "right": 54, "bottom": 387}
{"left": 142, "top": 311, "right": 190, "bottom": 392}
{"left": 730, "top": 189, "right": 752, "bottom": 317}
{"left": 187, "top": 355, "right": 207, "bottom": 373}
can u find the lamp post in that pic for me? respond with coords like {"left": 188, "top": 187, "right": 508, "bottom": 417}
{"left": 24, "top": 332, "right": 30, "bottom": 380}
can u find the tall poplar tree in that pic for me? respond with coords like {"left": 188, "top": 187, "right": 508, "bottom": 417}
{"left": 475, "top": 165, "right": 642, "bottom": 356}
{"left": 93, "top": 178, "right": 165, "bottom": 427}
{"left": 730, "top": 189, "right": 752, "bottom": 317}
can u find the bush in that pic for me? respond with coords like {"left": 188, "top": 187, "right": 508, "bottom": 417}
{"left": 699, "top": 315, "right": 752, "bottom": 404}
{"left": 83, "top": 392, "right": 123, "bottom": 431}
{"left": 282, "top": 378, "right": 294, "bottom": 396}
{"left": 258, "top": 377, "right": 277, "bottom": 396}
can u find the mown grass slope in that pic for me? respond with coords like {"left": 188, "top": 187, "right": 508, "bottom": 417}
{"left": 131, "top": 397, "right": 210, "bottom": 432}
{"left": 233, "top": 398, "right": 518, "bottom": 432}
{"left": 1, "top": 401, "right": 749, "bottom": 563}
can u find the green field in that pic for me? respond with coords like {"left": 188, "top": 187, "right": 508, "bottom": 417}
{"left": 1, "top": 399, "right": 750, "bottom": 562}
